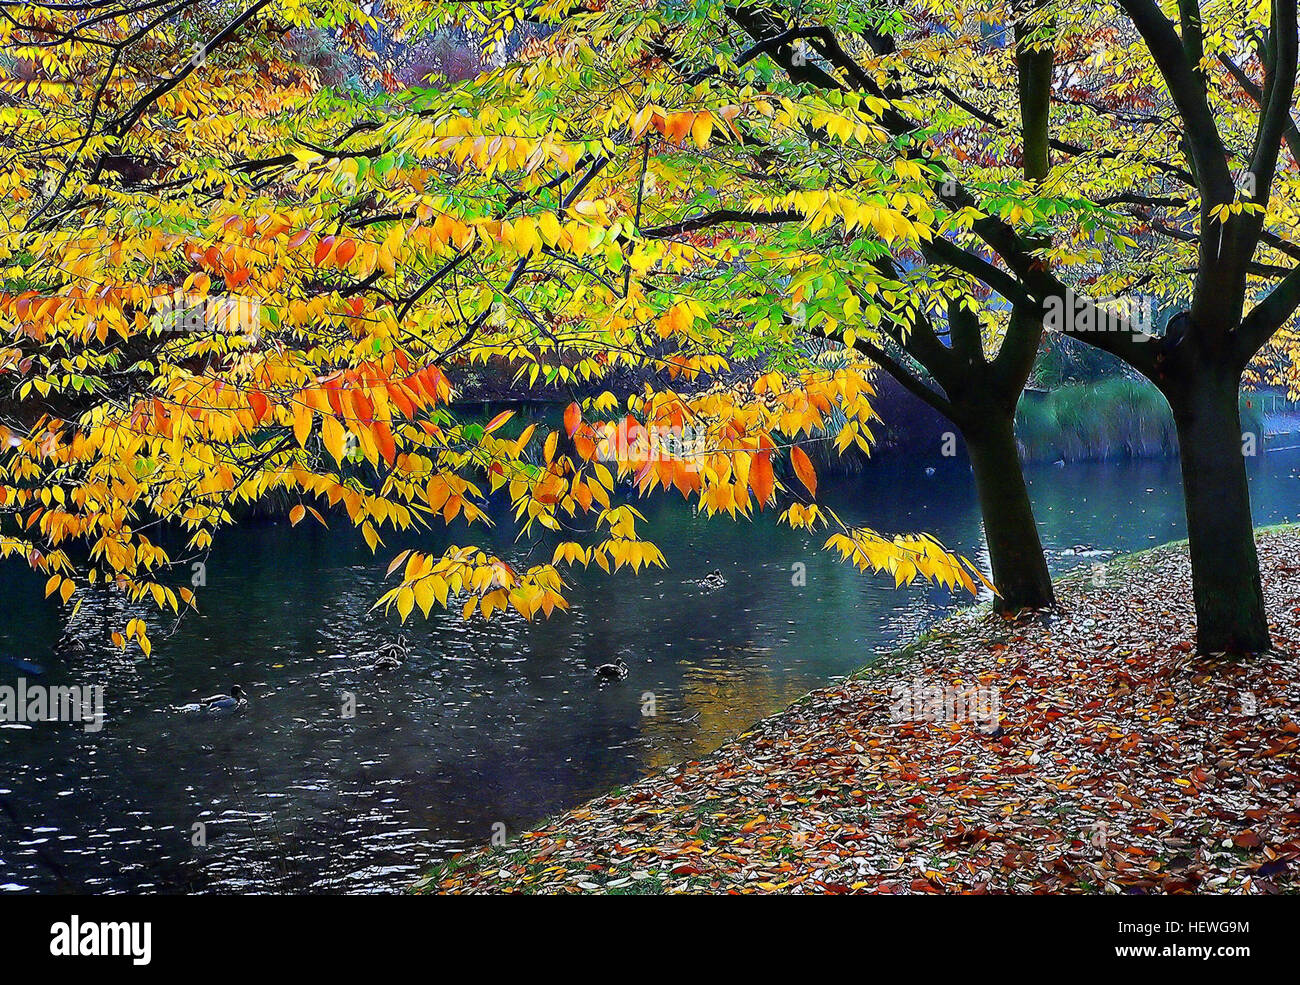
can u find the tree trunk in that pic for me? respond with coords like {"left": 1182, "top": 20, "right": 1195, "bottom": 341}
{"left": 1169, "top": 373, "right": 1271, "bottom": 653}
{"left": 963, "top": 416, "right": 1056, "bottom": 611}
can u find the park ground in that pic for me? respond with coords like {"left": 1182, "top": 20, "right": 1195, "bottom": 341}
{"left": 417, "top": 527, "right": 1300, "bottom": 895}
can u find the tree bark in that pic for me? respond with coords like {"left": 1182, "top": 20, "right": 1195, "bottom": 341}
{"left": 1168, "top": 370, "right": 1271, "bottom": 653}
{"left": 963, "top": 415, "right": 1056, "bottom": 611}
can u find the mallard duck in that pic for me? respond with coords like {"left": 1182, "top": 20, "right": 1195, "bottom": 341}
{"left": 593, "top": 657, "right": 628, "bottom": 683}
{"left": 369, "top": 635, "right": 409, "bottom": 672}
{"left": 175, "top": 684, "right": 246, "bottom": 713}
{"left": 700, "top": 569, "right": 727, "bottom": 590}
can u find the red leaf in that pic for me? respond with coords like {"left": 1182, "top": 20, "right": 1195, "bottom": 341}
{"left": 314, "top": 235, "right": 336, "bottom": 266}
{"left": 248, "top": 389, "right": 268, "bottom": 422}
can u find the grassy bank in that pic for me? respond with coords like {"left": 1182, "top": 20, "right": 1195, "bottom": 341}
{"left": 418, "top": 526, "right": 1300, "bottom": 895}
{"left": 809, "top": 373, "right": 1278, "bottom": 473}
{"left": 1014, "top": 378, "right": 1266, "bottom": 463}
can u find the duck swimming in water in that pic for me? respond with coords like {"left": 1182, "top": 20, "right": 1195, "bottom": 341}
{"left": 593, "top": 657, "right": 628, "bottom": 683}
{"left": 700, "top": 569, "right": 727, "bottom": 591}
{"left": 174, "top": 684, "right": 247, "bottom": 714}
{"left": 369, "top": 635, "right": 409, "bottom": 672}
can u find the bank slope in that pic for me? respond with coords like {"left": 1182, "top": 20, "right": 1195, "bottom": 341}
{"left": 418, "top": 529, "right": 1300, "bottom": 895}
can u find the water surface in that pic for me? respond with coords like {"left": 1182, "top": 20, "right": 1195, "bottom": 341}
{"left": 2, "top": 450, "right": 1298, "bottom": 893}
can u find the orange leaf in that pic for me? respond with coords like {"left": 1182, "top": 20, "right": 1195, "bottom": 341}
{"left": 484, "top": 409, "right": 514, "bottom": 434}
{"left": 563, "top": 402, "right": 581, "bottom": 437}
{"left": 386, "top": 382, "right": 416, "bottom": 419}
{"left": 790, "top": 445, "right": 817, "bottom": 497}
{"left": 289, "top": 504, "right": 306, "bottom": 526}
{"left": 350, "top": 388, "right": 375, "bottom": 426}
{"left": 751, "top": 450, "right": 775, "bottom": 507}
{"left": 248, "top": 389, "right": 268, "bottom": 422}
{"left": 320, "top": 373, "right": 345, "bottom": 416}
{"left": 372, "top": 420, "right": 396, "bottom": 466}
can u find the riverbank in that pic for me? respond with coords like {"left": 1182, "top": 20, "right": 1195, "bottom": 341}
{"left": 418, "top": 527, "right": 1300, "bottom": 894}
{"left": 1014, "top": 379, "right": 1271, "bottom": 463}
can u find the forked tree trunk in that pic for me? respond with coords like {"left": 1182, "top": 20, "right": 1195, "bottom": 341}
{"left": 963, "top": 415, "right": 1056, "bottom": 611}
{"left": 1168, "top": 371, "right": 1271, "bottom": 653}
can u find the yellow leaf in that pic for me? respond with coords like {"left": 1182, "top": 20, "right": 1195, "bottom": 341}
{"left": 691, "top": 112, "right": 714, "bottom": 149}
{"left": 322, "top": 414, "right": 347, "bottom": 464}
{"left": 396, "top": 587, "right": 414, "bottom": 622}
{"left": 414, "top": 578, "right": 435, "bottom": 616}
{"left": 514, "top": 216, "right": 539, "bottom": 255}
{"left": 293, "top": 402, "right": 313, "bottom": 448}
{"left": 539, "top": 212, "right": 562, "bottom": 246}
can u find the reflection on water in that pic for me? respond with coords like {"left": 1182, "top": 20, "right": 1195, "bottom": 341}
{"left": 2, "top": 450, "right": 1299, "bottom": 893}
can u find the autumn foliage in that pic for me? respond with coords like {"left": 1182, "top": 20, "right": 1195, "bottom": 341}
{"left": 0, "top": 1, "right": 998, "bottom": 654}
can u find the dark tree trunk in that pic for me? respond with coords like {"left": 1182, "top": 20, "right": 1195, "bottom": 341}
{"left": 1168, "top": 371, "right": 1271, "bottom": 653}
{"left": 963, "top": 415, "right": 1056, "bottom": 611}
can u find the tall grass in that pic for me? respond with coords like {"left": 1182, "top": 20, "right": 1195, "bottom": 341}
{"left": 1015, "top": 378, "right": 1265, "bottom": 463}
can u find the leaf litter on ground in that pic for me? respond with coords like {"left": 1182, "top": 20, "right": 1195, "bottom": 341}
{"left": 418, "top": 531, "right": 1300, "bottom": 894}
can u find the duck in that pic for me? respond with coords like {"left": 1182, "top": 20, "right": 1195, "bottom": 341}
{"left": 593, "top": 657, "right": 628, "bottom": 683}
{"left": 700, "top": 569, "right": 727, "bottom": 591}
{"left": 56, "top": 635, "right": 87, "bottom": 656}
{"left": 175, "top": 684, "right": 247, "bottom": 714}
{"left": 370, "top": 635, "right": 409, "bottom": 672}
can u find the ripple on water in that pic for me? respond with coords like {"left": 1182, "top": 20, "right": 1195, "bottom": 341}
{"left": 2, "top": 453, "right": 1299, "bottom": 892}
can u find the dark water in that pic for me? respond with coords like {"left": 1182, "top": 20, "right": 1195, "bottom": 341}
{"left": 3, "top": 449, "right": 1300, "bottom": 894}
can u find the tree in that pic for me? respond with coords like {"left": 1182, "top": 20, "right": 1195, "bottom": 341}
{"left": 854, "top": 0, "right": 1300, "bottom": 651}
{"left": 713, "top": 1, "right": 1061, "bottom": 610}
{"left": 402, "top": 0, "right": 1064, "bottom": 611}
{"left": 543, "top": 0, "right": 1297, "bottom": 651}
{"left": 0, "top": 1, "right": 989, "bottom": 653}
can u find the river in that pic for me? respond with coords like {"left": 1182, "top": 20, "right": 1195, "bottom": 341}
{"left": 3, "top": 449, "right": 1299, "bottom": 893}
